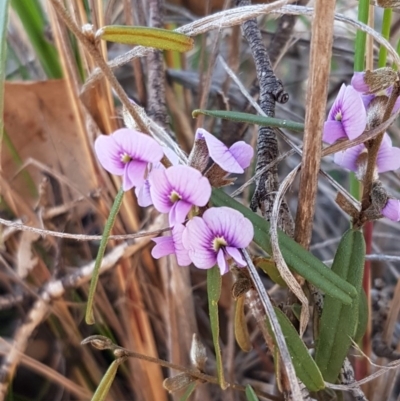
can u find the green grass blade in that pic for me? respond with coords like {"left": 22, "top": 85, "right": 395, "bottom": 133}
{"left": 179, "top": 382, "right": 197, "bottom": 401}
{"left": 315, "top": 229, "right": 365, "bottom": 383}
{"left": 192, "top": 109, "right": 305, "bottom": 132}
{"left": 86, "top": 188, "right": 125, "bottom": 325}
{"left": 245, "top": 385, "right": 259, "bottom": 401}
{"left": 207, "top": 266, "right": 227, "bottom": 389}
{"left": 91, "top": 359, "right": 121, "bottom": 401}
{"left": 211, "top": 189, "right": 357, "bottom": 304}
{"left": 11, "top": 0, "right": 62, "bottom": 78}
{"left": 265, "top": 308, "right": 325, "bottom": 392}
{"left": 0, "top": 0, "right": 10, "bottom": 152}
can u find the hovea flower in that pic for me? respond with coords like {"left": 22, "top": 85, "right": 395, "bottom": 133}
{"left": 149, "top": 165, "right": 212, "bottom": 226}
{"left": 382, "top": 199, "right": 400, "bottom": 221}
{"left": 323, "top": 84, "right": 367, "bottom": 144}
{"left": 182, "top": 207, "right": 254, "bottom": 275}
{"left": 151, "top": 224, "right": 191, "bottom": 266}
{"left": 195, "top": 128, "right": 253, "bottom": 174}
{"left": 334, "top": 133, "right": 400, "bottom": 174}
{"left": 135, "top": 147, "right": 180, "bottom": 207}
{"left": 95, "top": 128, "right": 163, "bottom": 191}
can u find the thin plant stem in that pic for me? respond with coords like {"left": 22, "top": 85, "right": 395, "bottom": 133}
{"left": 378, "top": 8, "right": 392, "bottom": 68}
{"left": 354, "top": 0, "right": 369, "bottom": 72}
{"left": 85, "top": 188, "right": 124, "bottom": 324}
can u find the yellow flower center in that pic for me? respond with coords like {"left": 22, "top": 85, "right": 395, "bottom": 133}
{"left": 169, "top": 190, "right": 181, "bottom": 202}
{"left": 335, "top": 111, "right": 342, "bottom": 121}
{"left": 121, "top": 153, "right": 132, "bottom": 163}
{"left": 212, "top": 236, "right": 227, "bottom": 252}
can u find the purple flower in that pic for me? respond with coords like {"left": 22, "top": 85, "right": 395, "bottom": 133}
{"left": 351, "top": 72, "right": 370, "bottom": 93}
{"left": 382, "top": 199, "right": 400, "bottom": 221}
{"left": 149, "top": 165, "right": 212, "bottom": 226}
{"left": 195, "top": 128, "right": 253, "bottom": 174}
{"left": 334, "top": 133, "right": 400, "bottom": 173}
{"left": 323, "top": 84, "right": 367, "bottom": 144}
{"left": 151, "top": 224, "right": 191, "bottom": 266}
{"left": 95, "top": 128, "right": 163, "bottom": 191}
{"left": 182, "top": 207, "right": 254, "bottom": 275}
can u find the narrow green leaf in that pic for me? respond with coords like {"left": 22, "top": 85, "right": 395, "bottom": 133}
{"left": 315, "top": 229, "right": 365, "bottom": 383}
{"left": 234, "top": 296, "right": 252, "bottom": 352}
{"left": 354, "top": 288, "right": 368, "bottom": 344}
{"left": 245, "top": 384, "right": 260, "bottom": 401}
{"left": 255, "top": 257, "right": 287, "bottom": 287}
{"left": 192, "top": 109, "right": 304, "bottom": 132}
{"left": 207, "top": 266, "right": 227, "bottom": 389}
{"left": 86, "top": 188, "right": 125, "bottom": 324}
{"left": 265, "top": 308, "right": 325, "bottom": 392}
{"left": 179, "top": 382, "right": 197, "bottom": 401}
{"left": 91, "top": 359, "right": 121, "bottom": 401}
{"left": 211, "top": 189, "right": 357, "bottom": 303}
{"left": 0, "top": 0, "right": 10, "bottom": 151}
{"left": 10, "top": 0, "right": 62, "bottom": 78}
{"left": 97, "top": 26, "right": 194, "bottom": 52}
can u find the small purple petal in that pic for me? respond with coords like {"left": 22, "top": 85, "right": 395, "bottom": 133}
{"left": 217, "top": 249, "right": 229, "bottom": 275}
{"left": 135, "top": 179, "right": 153, "bottom": 207}
{"left": 323, "top": 120, "right": 347, "bottom": 144}
{"left": 169, "top": 200, "right": 192, "bottom": 226}
{"left": 351, "top": 72, "right": 369, "bottom": 93}
{"left": 229, "top": 141, "right": 254, "bottom": 170}
{"left": 226, "top": 247, "right": 246, "bottom": 267}
{"left": 172, "top": 224, "right": 191, "bottom": 266}
{"left": 382, "top": 199, "right": 400, "bottom": 221}
{"left": 164, "top": 165, "right": 212, "bottom": 206}
{"left": 94, "top": 135, "right": 124, "bottom": 175}
{"left": 202, "top": 207, "right": 254, "bottom": 248}
{"left": 163, "top": 147, "right": 180, "bottom": 166}
{"left": 376, "top": 134, "right": 400, "bottom": 173}
{"left": 113, "top": 128, "right": 163, "bottom": 163}
{"left": 151, "top": 236, "right": 175, "bottom": 259}
{"left": 340, "top": 86, "right": 367, "bottom": 140}
{"left": 333, "top": 144, "right": 365, "bottom": 172}
{"left": 123, "top": 160, "right": 147, "bottom": 191}
{"left": 327, "top": 84, "right": 346, "bottom": 121}
{"left": 362, "top": 94, "right": 375, "bottom": 110}
{"left": 196, "top": 128, "right": 244, "bottom": 174}
{"left": 149, "top": 169, "right": 173, "bottom": 213}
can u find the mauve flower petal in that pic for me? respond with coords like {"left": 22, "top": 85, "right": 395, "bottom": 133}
{"left": 340, "top": 86, "right": 367, "bottom": 140}
{"left": 135, "top": 180, "right": 153, "bottom": 207}
{"left": 172, "top": 224, "right": 192, "bottom": 266}
{"left": 94, "top": 135, "right": 124, "bottom": 175}
{"left": 393, "top": 97, "right": 400, "bottom": 114}
{"left": 182, "top": 217, "right": 213, "bottom": 251}
{"left": 197, "top": 128, "right": 244, "bottom": 173}
{"left": 203, "top": 207, "right": 254, "bottom": 248}
{"left": 217, "top": 249, "right": 229, "bottom": 275}
{"left": 226, "top": 247, "right": 246, "bottom": 267}
{"left": 123, "top": 160, "right": 147, "bottom": 191}
{"left": 149, "top": 169, "right": 173, "bottom": 213}
{"left": 376, "top": 134, "right": 400, "bottom": 173}
{"left": 229, "top": 141, "right": 254, "bottom": 169}
{"left": 351, "top": 72, "right": 369, "bottom": 93}
{"left": 333, "top": 144, "right": 365, "bottom": 172}
{"left": 169, "top": 200, "right": 192, "bottom": 226}
{"left": 113, "top": 128, "right": 163, "bottom": 163}
{"left": 382, "top": 199, "right": 400, "bottom": 221}
{"left": 163, "top": 147, "right": 180, "bottom": 166}
{"left": 151, "top": 236, "right": 175, "bottom": 259}
{"left": 165, "top": 165, "right": 211, "bottom": 206}
{"left": 323, "top": 120, "right": 347, "bottom": 144}
{"left": 327, "top": 84, "right": 346, "bottom": 121}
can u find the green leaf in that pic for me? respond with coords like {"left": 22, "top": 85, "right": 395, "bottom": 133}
{"left": 86, "top": 188, "right": 125, "bottom": 324}
{"left": 179, "top": 382, "right": 197, "bottom": 401}
{"left": 97, "top": 26, "right": 194, "bottom": 52}
{"left": 0, "top": 0, "right": 10, "bottom": 146}
{"left": 91, "top": 360, "right": 121, "bottom": 401}
{"left": 315, "top": 229, "right": 365, "bottom": 383}
{"left": 10, "top": 0, "right": 62, "bottom": 78}
{"left": 211, "top": 189, "right": 357, "bottom": 304}
{"left": 265, "top": 308, "right": 325, "bottom": 392}
{"left": 207, "top": 266, "right": 227, "bottom": 389}
{"left": 354, "top": 288, "right": 368, "bottom": 344}
{"left": 192, "top": 109, "right": 304, "bottom": 132}
{"left": 254, "top": 257, "right": 287, "bottom": 287}
{"left": 245, "top": 384, "right": 260, "bottom": 401}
